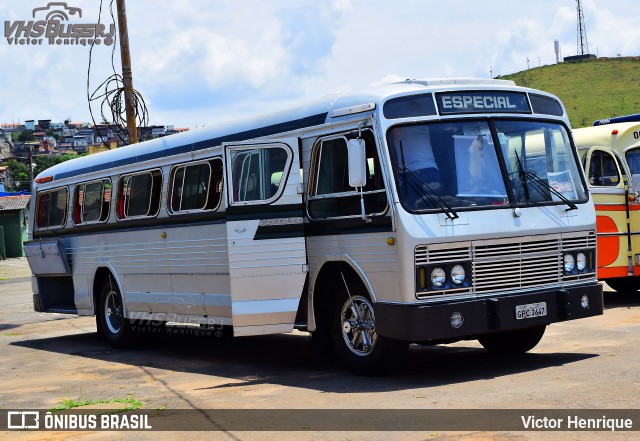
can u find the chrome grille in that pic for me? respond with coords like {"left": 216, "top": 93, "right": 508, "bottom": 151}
{"left": 473, "top": 236, "right": 561, "bottom": 294}
{"left": 415, "top": 231, "right": 596, "bottom": 298}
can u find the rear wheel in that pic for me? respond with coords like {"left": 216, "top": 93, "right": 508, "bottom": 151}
{"left": 330, "top": 292, "right": 407, "bottom": 374}
{"left": 605, "top": 277, "right": 640, "bottom": 293}
{"left": 98, "top": 279, "right": 135, "bottom": 347}
{"left": 478, "top": 325, "right": 546, "bottom": 354}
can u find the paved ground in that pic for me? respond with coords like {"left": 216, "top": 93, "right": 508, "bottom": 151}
{"left": 0, "top": 257, "right": 639, "bottom": 440}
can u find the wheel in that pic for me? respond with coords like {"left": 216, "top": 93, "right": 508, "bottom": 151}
{"left": 98, "top": 278, "right": 135, "bottom": 347}
{"left": 478, "top": 325, "right": 546, "bottom": 354}
{"left": 605, "top": 277, "right": 640, "bottom": 293}
{"left": 330, "top": 292, "right": 407, "bottom": 374}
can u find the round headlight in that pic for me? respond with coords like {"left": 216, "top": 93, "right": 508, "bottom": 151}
{"left": 564, "top": 254, "right": 575, "bottom": 272}
{"left": 431, "top": 267, "right": 446, "bottom": 288}
{"left": 576, "top": 252, "right": 587, "bottom": 271}
{"left": 451, "top": 264, "right": 466, "bottom": 285}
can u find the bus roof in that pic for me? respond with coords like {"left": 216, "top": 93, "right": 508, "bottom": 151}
{"left": 37, "top": 78, "right": 560, "bottom": 183}
{"left": 573, "top": 122, "right": 640, "bottom": 151}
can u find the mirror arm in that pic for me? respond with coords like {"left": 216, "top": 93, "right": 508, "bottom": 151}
{"left": 359, "top": 186, "right": 372, "bottom": 223}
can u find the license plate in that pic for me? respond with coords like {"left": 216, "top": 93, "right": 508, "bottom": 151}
{"left": 515, "top": 302, "right": 547, "bottom": 320}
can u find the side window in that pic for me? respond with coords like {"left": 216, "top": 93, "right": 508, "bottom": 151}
{"left": 308, "top": 130, "right": 387, "bottom": 219}
{"left": 169, "top": 158, "right": 223, "bottom": 213}
{"left": 117, "top": 170, "right": 162, "bottom": 219}
{"left": 73, "top": 179, "right": 111, "bottom": 224}
{"left": 230, "top": 147, "right": 289, "bottom": 204}
{"left": 625, "top": 148, "right": 640, "bottom": 175}
{"left": 36, "top": 187, "right": 68, "bottom": 229}
{"left": 588, "top": 151, "right": 620, "bottom": 186}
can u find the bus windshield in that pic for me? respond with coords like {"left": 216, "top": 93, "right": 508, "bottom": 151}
{"left": 387, "top": 119, "right": 587, "bottom": 212}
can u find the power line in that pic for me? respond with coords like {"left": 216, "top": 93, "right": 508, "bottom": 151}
{"left": 87, "top": 0, "right": 148, "bottom": 148}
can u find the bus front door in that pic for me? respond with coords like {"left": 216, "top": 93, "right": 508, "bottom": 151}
{"left": 583, "top": 147, "right": 632, "bottom": 285}
{"left": 224, "top": 138, "right": 308, "bottom": 336}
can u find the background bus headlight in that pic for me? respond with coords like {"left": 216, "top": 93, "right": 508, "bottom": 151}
{"left": 576, "top": 252, "right": 587, "bottom": 271}
{"left": 451, "top": 264, "right": 466, "bottom": 285}
{"left": 564, "top": 254, "right": 575, "bottom": 272}
{"left": 431, "top": 267, "right": 446, "bottom": 288}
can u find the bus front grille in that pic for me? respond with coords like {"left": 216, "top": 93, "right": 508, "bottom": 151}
{"left": 415, "top": 232, "right": 596, "bottom": 299}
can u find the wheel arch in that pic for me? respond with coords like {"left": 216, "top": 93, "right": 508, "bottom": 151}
{"left": 91, "top": 265, "right": 123, "bottom": 315}
{"left": 308, "top": 256, "right": 375, "bottom": 332}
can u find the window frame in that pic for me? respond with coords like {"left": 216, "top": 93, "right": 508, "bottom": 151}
{"left": 167, "top": 157, "right": 224, "bottom": 215}
{"left": 227, "top": 144, "right": 293, "bottom": 206}
{"left": 587, "top": 149, "right": 623, "bottom": 187}
{"left": 72, "top": 178, "right": 111, "bottom": 226}
{"left": 307, "top": 130, "right": 389, "bottom": 220}
{"left": 116, "top": 169, "right": 163, "bottom": 221}
{"left": 35, "top": 187, "right": 69, "bottom": 230}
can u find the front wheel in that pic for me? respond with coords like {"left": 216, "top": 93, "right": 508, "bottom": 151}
{"left": 477, "top": 325, "right": 546, "bottom": 354}
{"left": 98, "top": 279, "right": 135, "bottom": 347}
{"left": 330, "top": 293, "right": 407, "bottom": 374}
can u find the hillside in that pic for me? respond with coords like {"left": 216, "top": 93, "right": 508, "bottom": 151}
{"left": 501, "top": 57, "right": 640, "bottom": 128}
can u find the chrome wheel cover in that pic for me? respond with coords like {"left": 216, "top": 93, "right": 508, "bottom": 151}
{"left": 104, "top": 289, "right": 124, "bottom": 335}
{"left": 340, "top": 295, "right": 377, "bottom": 356}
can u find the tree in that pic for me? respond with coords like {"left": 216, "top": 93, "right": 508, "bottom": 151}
{"left": 5, "top": 159, "right": 29, "bottom": 191}
{"left": 18, "top": 131, "right": 35, "bottom": 142}
{"left": 34, "top": 153, "right": 79, "bottom": 177}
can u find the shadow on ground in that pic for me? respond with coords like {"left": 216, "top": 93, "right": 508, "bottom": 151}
{"left": 12, "top": 326, "right": 597, "bottom": 393}
{"left": 603, "top": 289, "right": 640, "bottom": 309}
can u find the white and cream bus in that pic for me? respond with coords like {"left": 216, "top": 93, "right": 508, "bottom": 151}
{"left": 26, "top": 78, "right": 603, "bottom": 373}
{"left": 573, "top": 118, "right": 640, "bottom": 292}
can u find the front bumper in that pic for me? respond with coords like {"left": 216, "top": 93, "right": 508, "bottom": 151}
{"left": 374, "top": 283, "right": 603, "bottom": 342}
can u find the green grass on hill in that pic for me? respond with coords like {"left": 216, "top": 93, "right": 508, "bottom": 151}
{"left": 501, "top": 57, "right": 640, "bottom": 128}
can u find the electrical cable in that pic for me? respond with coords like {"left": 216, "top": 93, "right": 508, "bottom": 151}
{"left": 87, "top": 0, "right": 149, "bottom": 149}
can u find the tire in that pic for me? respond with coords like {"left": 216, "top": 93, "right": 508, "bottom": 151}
{"left": 329, "top": 292, "right": 407, "bottom": 375}
{"left": 98, "top": 278, "right": 135, "bottom": 348}
{"left": 478, "top": 325, "right": 546, "bottom": 354}
{"left": 605, "top": 277, "right": 640, "bottom": 293}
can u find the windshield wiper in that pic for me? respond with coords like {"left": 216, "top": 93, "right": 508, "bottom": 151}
{"left": 398, "top": 141, "right": 458, "bottom": 219}
{"left": 514, "top": 152, "right": 577, "bottom": 211}
{"left": 524, "top": 170, "right": 577, "bottom": 211}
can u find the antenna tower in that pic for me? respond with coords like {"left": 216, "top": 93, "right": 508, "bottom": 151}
{"left": 576, "top": 0, "right": 589, "bottom": 55}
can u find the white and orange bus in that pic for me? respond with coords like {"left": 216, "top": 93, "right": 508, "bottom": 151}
{"left": 573, "top": 117, "right": 640, "bottom": 292}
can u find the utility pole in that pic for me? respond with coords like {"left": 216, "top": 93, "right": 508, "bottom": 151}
{"left": 115, "top": 0, "right": 138, "bottom": 144}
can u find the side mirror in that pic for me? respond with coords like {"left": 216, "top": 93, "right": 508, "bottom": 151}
{"left": 347, "top": 139, "right": 367, "bottom": 188}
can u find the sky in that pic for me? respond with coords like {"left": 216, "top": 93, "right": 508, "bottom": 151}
{"left": 1, "top": 0, "right": 639, "bottom": 129}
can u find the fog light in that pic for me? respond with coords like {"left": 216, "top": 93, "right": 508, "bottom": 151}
{"left": 431, "top": 267, "right": 446, "bottom": 288}
{"left": 564, "top": 254, "right": 575, "bottom": 272}
{"left": 581, "top": 295, "right": 590, "bottom": 309}
{"left": 450, "top": 312, "right": 464, "bottom": 328}
{"left": 635, "top": 254, "right": 640, "bottom": 266}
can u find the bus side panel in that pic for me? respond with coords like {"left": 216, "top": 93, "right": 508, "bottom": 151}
{"left": 306, "top": 231, "right": 401, "bottom": 303}
{"left": 66, "top": 223, "right": 232, "bottom": 321}
{"left": 592, "top": 192, "right": 631, "bottom": 279}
